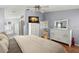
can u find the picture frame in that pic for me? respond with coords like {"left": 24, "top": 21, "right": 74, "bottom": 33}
{"left": 29, "top": 16, "right": 39, "bottom": 23}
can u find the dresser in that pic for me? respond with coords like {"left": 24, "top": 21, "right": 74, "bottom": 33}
{"left": 50, "top": 29, "right": 72, "bottom": 46}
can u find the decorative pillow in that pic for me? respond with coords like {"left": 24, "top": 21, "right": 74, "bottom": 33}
{"left": 0, "top": 42, "right": 8, "bottom": 53}
{"left": 0, "top": 32, "right": 9, "bottom": 40}
{"left": 0, "top": 37, "right": 2, "bottom": 40}
{"left": 0, "top": 32, "right": 9, "bottom": 53}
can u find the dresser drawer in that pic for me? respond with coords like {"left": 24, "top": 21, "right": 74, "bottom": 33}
{"left": 50, "top": 29, "right": 72, "bottom": 46}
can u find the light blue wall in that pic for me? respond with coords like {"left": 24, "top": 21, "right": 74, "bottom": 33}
{"left": 24, "top": 10, "right": 44, "bottom": 35}
{"left": 44, "top": 9, "right": 79, "bottom": 45}
{"left": 0, "top": 8, "right": 5, "bottom": 32}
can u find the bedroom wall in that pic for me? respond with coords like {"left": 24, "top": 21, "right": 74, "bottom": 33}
{"left": 4, "top": 8, "right": 25, "bottom": 35}
{"left": 4, "top": 18, "right": 19, "bottom": 35}
{"left": 44, "top": 9, "right": 79, "bottom": 45}
{"left": 24, "top": 10, "right": 44, "bottom": 35}
{"left": 0, "top": 8, "right": 5, "bottom": 32}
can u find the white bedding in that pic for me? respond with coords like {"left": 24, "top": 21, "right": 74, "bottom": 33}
{"left": 15, "top": 35, "right": 65, "bottom": 53}
{"left": 0, "top": 33, "right": 9, "bottom": 53}
{"left": 0, "top": 39, "right": 8, "bottom": 53}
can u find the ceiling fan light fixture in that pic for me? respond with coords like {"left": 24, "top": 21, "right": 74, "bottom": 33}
{"left": 26, "top": 9, "right": 30, "bottom": 11}
{"left": 34, "top": 5, "right": 41, "bottom": 12}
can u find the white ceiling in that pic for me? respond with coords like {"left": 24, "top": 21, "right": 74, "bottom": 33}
{"left": 0, "top": 5, "right": 79, "bottom": 12}
{"left": 45, "top": 5, "right": 79, "bottom": 12}
{"left": 2, "top": 5, "right": 79, "bottom": 19}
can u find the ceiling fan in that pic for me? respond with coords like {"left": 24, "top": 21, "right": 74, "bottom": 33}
{"left": 34, "top": 5, "right": 48, "bottom": 13}
{"left": 26, "top": 5, "right": 49, "bottom": 13}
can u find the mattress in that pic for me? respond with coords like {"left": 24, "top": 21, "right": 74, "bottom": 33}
{"left": 14, "top": 35, "right": 65, "bottom": 53}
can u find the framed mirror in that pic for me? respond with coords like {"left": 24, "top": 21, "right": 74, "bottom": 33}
{"left": 54, "top": 19, "right": 68, "bottom": 29}
{"left": 29, "top": 16, "right": 39, "bottom": 23}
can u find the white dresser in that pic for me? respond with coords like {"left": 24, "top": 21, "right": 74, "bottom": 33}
{"left": 50, "top": 29, "right": 72, "bottom": 46}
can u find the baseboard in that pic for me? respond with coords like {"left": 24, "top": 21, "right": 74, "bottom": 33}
{"left": 75, "top": 44, "right": 79, "bottom": 46}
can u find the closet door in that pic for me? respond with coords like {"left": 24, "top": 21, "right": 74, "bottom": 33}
{"left": 29, "top": 23, "right": 39, "bottom": 36}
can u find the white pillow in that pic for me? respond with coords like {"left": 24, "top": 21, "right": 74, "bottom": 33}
{"left": 0, "top": 33, "right": 9, "bottom": 53}
{"left": 0, "top": 41, "right": 8, "bottom": 53}
{"left": 0, "top": 33, "right": 9, "bottom": 40}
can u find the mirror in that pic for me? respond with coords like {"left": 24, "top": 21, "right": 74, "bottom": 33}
{"left": 54, "top": 19, "right": 68, "bottom": 29}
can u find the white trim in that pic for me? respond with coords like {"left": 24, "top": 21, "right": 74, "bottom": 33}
{"left": 69, "top": 29, "right": 72, "bottom": 47}
{"left": 75, "top": 44, "right": 79, "bottom": 46}
{"left": 28, "top": 23, "right": 31, "bottom": 35}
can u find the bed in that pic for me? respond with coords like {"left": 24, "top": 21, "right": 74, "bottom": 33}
{"left": 14, "top": 35, "right": 65, "bottom": 53}
{"left": 0, "top": 33, "right": 65, "bottom": 53}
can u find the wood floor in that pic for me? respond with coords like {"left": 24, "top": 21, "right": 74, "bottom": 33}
{"left": 50, "top": 39, "right": 79, "bottom": 53}
{"left": 62, "top": 44, "right": 79, "bottom": 53}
